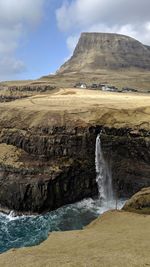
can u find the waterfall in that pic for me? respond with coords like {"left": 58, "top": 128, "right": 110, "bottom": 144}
{"left": 95, "top": 134, "right": 114, "bottom": 205}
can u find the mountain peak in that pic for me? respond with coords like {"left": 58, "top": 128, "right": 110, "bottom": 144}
{"left": 58, "top": 32, "right": 150, "bottom": 73}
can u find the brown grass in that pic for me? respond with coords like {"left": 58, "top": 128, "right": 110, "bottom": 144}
{"left": 1, "top": 70, "right": 150, "bottom": 92}
{"left": 39, "top": 70, "right": 150, "bottom": 92}
{"left": 0, "top": 88, "right": 149, "bottom": 130}
{"left": 0, "top": 211, "right": 150, "bottom": 267}
{"left": 0, "top": 143, "right": 24, "bottom": 168}
{"left": 61, "top": 91, "right": 77, "bottom": 95}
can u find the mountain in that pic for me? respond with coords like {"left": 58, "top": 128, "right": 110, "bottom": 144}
{"left": 57, "top": 33, "right": 150, "bottom": 73}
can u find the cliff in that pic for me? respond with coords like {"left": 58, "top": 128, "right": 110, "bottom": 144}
{"left": 58, "top": 33, "right": 150, "bottom": 73}
{"left": 0, "top": 89, "right": 149, "bottom": 213}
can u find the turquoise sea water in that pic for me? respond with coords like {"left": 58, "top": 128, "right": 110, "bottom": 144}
{"left": 0, "top": 198, "right": 125, "bottom": 254}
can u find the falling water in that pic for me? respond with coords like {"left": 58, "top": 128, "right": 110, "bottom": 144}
{"left": 95, "top": 134, "right": 114, "bottom": 205}
{"left": 0, "top": 134, "right": 126, "bottom": 254}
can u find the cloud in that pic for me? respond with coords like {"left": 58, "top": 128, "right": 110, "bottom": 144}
{"left": 67, "top": 35, "right": 80, "bottom": 53}
{"left": 0, "top": 0, "right": 45, "bottom": 80}
{"left": 56, "top": 0, "right": 150, "bottom": 52}
{"left": 0, "top": 57, "right": 26, "bottom": 79}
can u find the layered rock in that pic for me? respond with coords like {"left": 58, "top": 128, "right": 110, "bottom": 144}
{"left": 58, "top": 33, "right": 150, "bottom": 73}
{"left": 0, "top": 89, "right": 149, "bottom": 213}
{"left": 0, "top": 126, "right": 149, "bottom": 213}
{"left": 0, "top": 128, "right": 98, "bottom": 213}
{"left": 0, "top": 84, "right": 56, "bottom": 103}
{"left": 101, "top": 128, "right": 150, "bottom": 197}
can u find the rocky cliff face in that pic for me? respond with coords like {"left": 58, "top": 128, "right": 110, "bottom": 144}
{"left": 58, "top": 33, "right": 150, "bottom": 73}
{"left": 0, "top": 89, "right": 149, "bottom": 213}
{"left": 0, "top": 85, "right": 56, "bottom": 103}
{"left": 101, "top": 128, "right": 150, "bottom": 197}
{"left": 0, "top": 127, "right": 98, "bottom": 213}
{"left": 0, "top": 126, "right": 149, "bottom": 213}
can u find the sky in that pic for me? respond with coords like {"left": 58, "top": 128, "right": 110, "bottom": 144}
{"left": 0, "top": 0, "right": 150, "bottom": 81}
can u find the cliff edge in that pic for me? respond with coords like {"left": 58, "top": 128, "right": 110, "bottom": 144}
{"left": 0, "top": 89, "right": 149, "bottom": 213}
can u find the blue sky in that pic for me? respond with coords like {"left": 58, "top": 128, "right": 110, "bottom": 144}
{"left": 16, "top": 0, "right": 69, "bottom": 80}
{"left": 0, "top": 0, "right": 150, "bottom": 81}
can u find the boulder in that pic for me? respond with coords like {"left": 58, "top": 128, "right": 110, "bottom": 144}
{"left": 123, "top": 187, "right": 150, "bottom": 214}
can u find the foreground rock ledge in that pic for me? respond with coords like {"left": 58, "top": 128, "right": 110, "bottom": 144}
{"left": 0, "top": 211, "right": 150, "bottom": 267}
{"left": 123, "top": 187, "right": 150, "bottom": 214}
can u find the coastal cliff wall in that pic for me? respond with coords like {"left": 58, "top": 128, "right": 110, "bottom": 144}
{"left": 0, "top": 126, "right": 149, "bottom": 213}
{"left": 0, "top": 88, "right": 149, "bottom": 213}
{"left": 0, "top": 127, "right": 97, "bottom": 213}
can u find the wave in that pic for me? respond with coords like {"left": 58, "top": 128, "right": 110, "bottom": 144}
{"left": 0, "top": 198, "right": 126, "bottom": 254}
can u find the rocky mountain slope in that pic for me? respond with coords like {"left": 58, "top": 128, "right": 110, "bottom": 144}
{"left": 58, "top": 33, "right": 150, "bottom": 73}
{"left": 1, "top": 33, "right": 150, "bottom": 93}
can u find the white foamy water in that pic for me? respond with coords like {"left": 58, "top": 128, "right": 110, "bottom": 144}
{"left": 0, "top": 133, "right": 126, "bottom": 253}
{"left": 0, "top": 196, "right": 126, "bottom": 254}
{"left": 95, "top": 133, "right": 118, "bottom": 210}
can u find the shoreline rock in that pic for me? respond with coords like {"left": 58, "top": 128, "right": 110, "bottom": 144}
{"left": 123, "top": 187, "right": 150, "bottom": 214}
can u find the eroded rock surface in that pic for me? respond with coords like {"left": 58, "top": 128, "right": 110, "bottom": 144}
{"left": 101, "top": 128, "right": 150, "bottom": 198}
{"left": 0, "top": 126, "right": 149, "bottom": 213}
{"left": 0, "top": 128, "right": 98, "bottom": 213}
{"left": 58, "top": 33, "right": 150, "bottom": 73}
{"left": 0, "top": 89, "right": 149, "bottom": 213}
{"left": 123, "top": 187, "right": 150, "bottom": 214}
